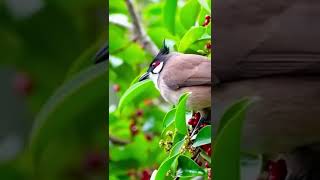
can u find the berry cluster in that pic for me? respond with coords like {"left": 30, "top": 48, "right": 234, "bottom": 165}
{"left": 130, "top": 121, "right": 139, "bottom": 136}
{"left": 159, "top": 131, "right": 174, "bottom": 152}
{"left": 202, "top": 15, "right": 211, "bottom": 27}
{"left": 188, "top": 112, "right": 201, "bottom": 126}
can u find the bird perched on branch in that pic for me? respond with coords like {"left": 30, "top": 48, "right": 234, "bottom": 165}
{"left": 213, "top": 0, "right": 320, "bottom": 179}
{"left": 138, "top": 41, "right": 211, "bottom": 127}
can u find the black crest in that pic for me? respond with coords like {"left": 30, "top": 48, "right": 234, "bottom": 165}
{"left": 154, "top": 40, "right": 169, "bottom": 61}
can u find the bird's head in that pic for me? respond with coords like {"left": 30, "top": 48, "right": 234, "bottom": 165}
{"left": 138, "top": 41, "right": 170, "bottom": 83}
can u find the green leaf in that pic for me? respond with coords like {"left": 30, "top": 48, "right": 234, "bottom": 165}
{"left": 155, "top": 154, "right": 180, "bottom": 180}
{"left": 178, "top": 27, "right": 205, "bottom": 52}
{"left": 29, "top": 62, "right": 108, "bottom": 164}
{"left": 217, "top": 98, "right": 256, "bottom": 133}
{"left": 180, "top": 0, "right": 200, "bottom": 29}
{"left": 212, "top": 98, "right": 255, "bottom": 180}
{"left": 64, "top": 36, "right": 105, "bottom": 81}
{"left": 163, "top": 0, "right": 178, "bottom": 35}
{"left": 117, "top": 79, "right": 157, "bottom": 112}
{"left": 197, "top": 0, "right": 211, "bottom": 13}
{"left": 192, "top": 125, "right": 211, "bottom": 147}
{"left": 163, "top": 108, "right": 176, "bottom": 129}
{"left": 170, "top": 138, "right": 185, "bottom": 157}
{"left": 175, "top": 93, "right": 190, "bottom": 134}
{"left": 176, "top": 155, "right": 205, "bottom": 177}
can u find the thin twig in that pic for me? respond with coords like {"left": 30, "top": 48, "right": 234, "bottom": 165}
{"left": 109, "top": 135, "right": 130, "bottom": 145}
{"left": 125, "top": 0, "right": 159, "bottom": 56}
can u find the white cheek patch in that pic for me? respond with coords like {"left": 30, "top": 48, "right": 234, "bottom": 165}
{"left": 152, "top": 62, "right": 163, "bottom": 74}
{"left": 149, "top": 73, "right": 159, "bottom": 90}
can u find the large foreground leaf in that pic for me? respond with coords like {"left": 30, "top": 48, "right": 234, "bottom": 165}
{"left": 29, "top": 62, "right": 108, "bottom": 164}
{"left": 212, "top": 98, "right": 255, "bottom": 180}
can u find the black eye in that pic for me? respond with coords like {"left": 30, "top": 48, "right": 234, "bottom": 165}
{"left": 152, "top": 61, "right": 160, "bottom": 67}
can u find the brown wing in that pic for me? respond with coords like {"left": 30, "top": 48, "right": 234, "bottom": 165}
{"left": 161, "top": 54, "right": 211, "bottom": 90}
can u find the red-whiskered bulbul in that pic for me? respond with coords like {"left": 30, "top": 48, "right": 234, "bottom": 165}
{"left": 139, "top": 42, "right": 211, "bottom": 126}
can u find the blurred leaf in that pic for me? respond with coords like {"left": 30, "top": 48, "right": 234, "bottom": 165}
{"left": 178, "top": 26, "right": 205, "bottom": 52}
{"left": 213, "top": 98, "right": 254, "bottom": 180}
{"left": 110, "top": 134, "right": 149, "bottom": 163}
{"left": 180, "top": 0, "right": 200, "bottom": 29}
{"left": 217, "top": 98, "right": 255, "bottom": 133}
{"left": 170, "top": 138, "right": 185, "bottom": 157}
{"left": 192, "top": 125, "right": 211, "bottom": 147}
{"left": 176, "top": 155, "right": 205, "bottom": 177}
{"left": 65, "top": 38, "right": 105, "bottom": 81}
{"left": 155, "top": 154, "right": 180, "bottom": 180}
{"left": 29, "top": 62, "right": 107, "bottom": 164}
{"left": 174, "top": 93, "right": 190, "bottom": 134}
{"left": 109, "top": 13, "right": 132, "bottom": 30}
{"left": 118, "top": 79, "right": 157, "bottom": 112}
{"left": 197, "top": 0, "right": 211, "bottom": 13}
{"left": 163, "top": 0, "right": 178, "bottom": 35}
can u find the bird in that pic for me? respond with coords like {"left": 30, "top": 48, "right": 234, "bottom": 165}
{"left": 138, "top": 42, "right": 211, "bottom": 125}
{"left": 213, "top": 0, "right": 320, "bottom": 179}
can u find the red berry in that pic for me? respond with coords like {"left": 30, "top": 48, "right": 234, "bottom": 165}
{"left": 130, "top": 125, "right": 139, "bottom": 136}
{"left": 205, "top": 161, "right": 210, "bottom": 168}
{"left": 188, "top": 118, "right": 195, "bottom": 125}
{"left": 208, "top": 168, "right": 212, "bottom": 179}
{"left": 141, "top": 169, "right": 151, "bottom": 180}
{"left": 84, "top": 151, "right": 106, "bottom": 171}
{"left": 194, "top": 112, "right": 201, "bottom": 121}
{"left": 113, "top": 84, "right": 120, "bottom": 92}
{"left": 206, "top": 43, "right": 212, "bottom": 50}
{"left": 13, "top": 72, "right": 33, "bottom": 96}
{"left": 205, "top": 15, "right": 211, "bottom": 19}
{"left": 196, "top": 160, "right": 202, "bottom": 166}
{"left": 207, "top": 147, "right": 212, "bottom": 156}
{"left": 267, "top": 159, "right": 287, "bottom": 180}
{"left": 136, "top": 109, "right": 144, "bottom": 117}
{"left": 201, "top": 144, "right": 211, "bottom": 151}
{"left": 145, "top": 133, "right": 152, "bottom": 141}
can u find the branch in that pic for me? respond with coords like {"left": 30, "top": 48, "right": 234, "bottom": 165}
{"left": 109, "top": 135, "right": 130, "bottom": 145}
{"left": 125, "top": 0, "right": 159, "bottom": 56}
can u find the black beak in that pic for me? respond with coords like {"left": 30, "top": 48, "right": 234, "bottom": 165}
{"left": 139, "top": 72, "right": 149, "bottom": 82}
{"left": 94, "top": 44, "right": 108, "bottom": 64}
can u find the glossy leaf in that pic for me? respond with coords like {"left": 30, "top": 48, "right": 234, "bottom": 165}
{"left": 174, "top": 93, "right": 190, "bottom": 134}
{"left": 180, "top": 0, "right": 200, "bottom": 29}
{"left": 170, "top": 138, "right": 185, "bottom": 157}
{"left": 117, "top": 79, "right": 157, "bottom": 112}
{"left": 178, "top": 27, "right": 205, "bottom": 52}
{"left": 217, "top": 98, "right": 256, "bottom": 133}
{"left": 176, "top": 155, "right": 205, "bottom": 177}
{"left": 192, "top": 125, "right": 211, "bottom": 147}
{"left": 197, "top": 0, "right": 211, "bottom": 13}
{"left": 213, "top": 98, "right": 255, "bottom": 180}
{"left": 163, "top": 0, "right": 178, "bottom": 34}
{"left": 163, "top": 108, "right": 176, "bottom": 129}
{"left": 155, "top": 154, "right": 180, "bottom": 180}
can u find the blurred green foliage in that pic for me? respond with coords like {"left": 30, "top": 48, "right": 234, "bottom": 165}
{"left": 0, "top": 0, "right": 107, "bottom": 179}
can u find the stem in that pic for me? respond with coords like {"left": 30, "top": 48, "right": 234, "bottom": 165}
{"left": 125, "top": 0, "right": 159, "bottom": 56}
